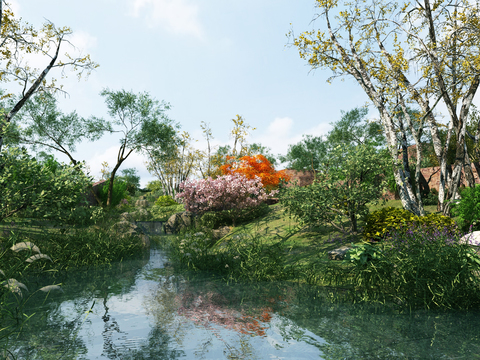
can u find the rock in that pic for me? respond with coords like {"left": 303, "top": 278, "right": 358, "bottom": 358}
{"left": 212, "top": 226, "right": 231, "bottom": 240}
{"left": 460, "top": 231, "right": 480, "bottom": 246}
{"left": 132, "top": 208, "right": 150, "bottom": 221}
{"left": 328, "top": 246, "right": 353, "bottom": 260}
{"left": 164, "top": 211, "right": 198, "bottom": 234}
{"left": 265, "top": 198, "right": 279, "bottom": 205}
{"left": 111, "top": 220, "right": 141, "bottom": 235}
{"left": 111, "top": 220, "right": 150, "bottom": 248}
{"left": 135, "top": 199, "right": 150, "bottom": 208}
{"left": 119, "top": 212, "right": 134, "bottom": 222}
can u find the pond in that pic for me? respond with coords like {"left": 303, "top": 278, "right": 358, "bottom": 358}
{"left": 6, "top": 240, "right": 480, "bottom": 359}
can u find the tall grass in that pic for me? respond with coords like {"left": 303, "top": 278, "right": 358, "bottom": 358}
{"left": 165, "top": 227, "right": 291, "bottom": 282}
{"left": 309, "top": 224, "right": 480, "bottom": 309}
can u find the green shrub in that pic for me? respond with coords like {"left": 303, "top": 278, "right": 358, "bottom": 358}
{"left": 451, "top": 184, "right": 480, "bottom": 232}
{"left": 422, "top": 188, "right": 438, "bottom": 206}
{"left": 98, "top": 179, "right": 128, "bottom": 207}
{"left": 150, "top": 204, "right": 184, "bottom": 221}
{"left": 362, "top": 206, "right": 458, "bottom": 242}
{"left": 154, "top": 195, "right": 178, "bottom": 207}
{"left": 199, "top": 204, "right": 271, "bottom": 229}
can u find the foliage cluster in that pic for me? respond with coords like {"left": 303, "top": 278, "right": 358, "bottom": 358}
{"left": 0, "top": 147, "right": 91, "bottom": 224}
{"left": 220, "top": 154, "right": 289, "bottom": 191}
{"left": 451, "top": 184, "right": 480, "bottom": 232}
{"left": 154, "top": 195, "right": 178, "bottom": 207}
{"left": 199, "top": 203, "right": 271, "bottom": 229}
{"left": 282, "top": 144, "right": 389, "bottom": 234}
{"left": 325, "top": 224, "right": 480, "bottom": 309}
{"left": 363, "top": 207, "right": 459, "bottom": 242}
{"left": 99, "top": 179, "right": 128, "bottom": 207}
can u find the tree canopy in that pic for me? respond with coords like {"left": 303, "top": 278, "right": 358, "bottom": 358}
{"left": 96, "top": 88, "right": 177, "bottom": 206}
{"left": 0, "top": 2, "right": 98, "bottom": 151}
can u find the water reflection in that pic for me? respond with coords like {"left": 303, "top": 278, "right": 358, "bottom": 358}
{"left": 6, "top": 244, "right": 480, "bottom": 359}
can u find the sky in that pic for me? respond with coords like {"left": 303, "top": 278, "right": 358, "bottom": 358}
{"left": 4, "top": 0, "right": 458, "bottom": 187}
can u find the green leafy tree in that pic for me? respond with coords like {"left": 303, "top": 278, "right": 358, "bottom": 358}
{"left": 0, "top": 2, "right": 98, "bottom": 151}
{"left": 116, "top": 168, "right": 140, "bottom": 196}
{"left": 96, "top": 88, "right": 177, "bottom": 207}
{"left": 280, "top": 107, "right": 384, "bottom": 172}
{"left": 283, "top": 144, "right": 390, "bottom": 234}
{"left": 11, "top": 92, "right": 109, "bottom": 166}
{"left": 279, "top": 134, "right": 328, "bottom": 172}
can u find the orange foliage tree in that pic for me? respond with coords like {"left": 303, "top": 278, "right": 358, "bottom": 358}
{"left": 220, "top": 154, "right": 289, "bottom": 191}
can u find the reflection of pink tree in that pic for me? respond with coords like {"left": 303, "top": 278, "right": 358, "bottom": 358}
{"left": 177, "top": 291, "right": 273, "bottom": 337}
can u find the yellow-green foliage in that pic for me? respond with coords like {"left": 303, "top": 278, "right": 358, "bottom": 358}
{"left": 155, "top": 195, "right": 178, "bottom": 207}
{"left": 363, "top": 207, "right": 458, "bottom": 241}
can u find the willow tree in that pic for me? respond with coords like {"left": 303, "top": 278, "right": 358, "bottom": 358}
{"left": 0, "top": 1, "right": 99, "bottom": 152}
{"left": 96, "top": 89, "right": 177, "bottom": 207}
{"left": 291, "top": 0, "right": 480, "bottom": 216}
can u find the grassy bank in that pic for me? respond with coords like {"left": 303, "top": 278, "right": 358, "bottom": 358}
{"left": 161, "top": 199, "right": 480, "bottom": 310}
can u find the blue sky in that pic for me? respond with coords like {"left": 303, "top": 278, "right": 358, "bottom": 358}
{"left": 7, "top": 0, "right": 386, "bottom": 186}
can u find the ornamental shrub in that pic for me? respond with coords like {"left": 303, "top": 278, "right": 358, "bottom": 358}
{"left": 155, "top": 195, "right": 178, "bottom": 207}
{"left": 362, "top": 207, "right": 458, "bottom": 242}
{"left": 176, "top": 173, "right": 276, "bottom": 226}
{"left": 451, "top": 184, "right": 480, "bottom": 232}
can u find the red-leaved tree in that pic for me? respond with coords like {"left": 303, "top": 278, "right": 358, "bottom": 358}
{"left": 220, "top": 154, "right": 289, "bottom": 191}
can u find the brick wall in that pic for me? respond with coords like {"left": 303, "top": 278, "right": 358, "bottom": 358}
{"left": 282, "top": 169, "right": 317, "bottom": 187}
{"left": 283, "top": 164, "right": 480, "bottom": 201}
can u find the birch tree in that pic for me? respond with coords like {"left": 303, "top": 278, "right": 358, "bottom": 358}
{"left": 145, "top": 131, "right": 201, "bottom": 197}
{"left": 290, "top": 0, "right": 480, "bottom": 216}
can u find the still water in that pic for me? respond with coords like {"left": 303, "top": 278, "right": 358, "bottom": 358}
{"left": 7, "top": 242, "right": 480, "bottom": 359}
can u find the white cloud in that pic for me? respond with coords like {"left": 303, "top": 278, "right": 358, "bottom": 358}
{"left": 131, "top": 0, "right": 204, "bottom": 40}
{"left": 85, "top": 145, "right": 150, "bottom": 183}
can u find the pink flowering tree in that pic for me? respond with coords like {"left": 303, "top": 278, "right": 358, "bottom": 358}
{"left": 175, "top": 173, "right": 276, "bottom": 226}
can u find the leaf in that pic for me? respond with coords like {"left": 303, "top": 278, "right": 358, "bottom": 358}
{"left": 38, "top": 285, "right": 63, "bottom": 293}
{"left": 25, "top": 254, "right": 52, "bottom": 263}
{"left": 0, "top": 269, "right": 4, "bottom": 277}
{"left": 10, "top": 242, "right": 41, "bottom": 254}
{"left": 2, "top": 278, "right": 28, "bottom": 296}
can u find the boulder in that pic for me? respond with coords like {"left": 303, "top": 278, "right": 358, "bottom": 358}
{"left": 164, "top": 211, "right": 198, "bottom": 234}
{"left": 111, "top": 220, "right": 149, "bottom": 248}
{"left": 135, "top": 199, "right": 150, "bottom": 208}
{"left": 119, "top": 212, "right": 134, "bottom": 222}
{"left": 212, "top": 226, "right": 231, "bottom": 240}
{"left": 328, "top": 246, "right": 353, "bottom": 260}
{"left": 460, "top": 231, "right": 480, "bottom": 246}
{"left": 132, "top": 208, "right": 150, "bottom": 221}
